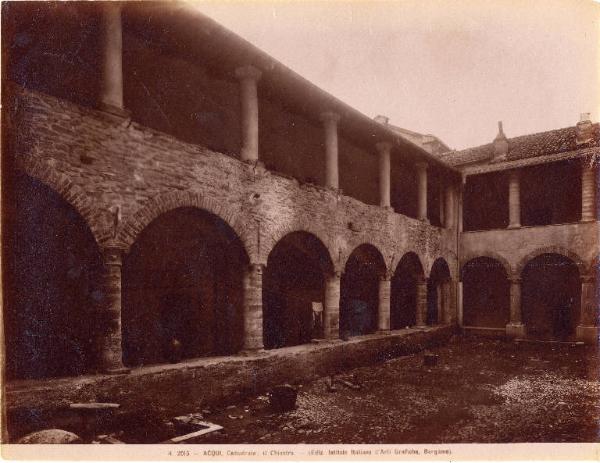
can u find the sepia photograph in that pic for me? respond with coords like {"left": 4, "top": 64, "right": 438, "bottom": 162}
{"left": 1, "top": 0, "right": 599, "bottom": 459}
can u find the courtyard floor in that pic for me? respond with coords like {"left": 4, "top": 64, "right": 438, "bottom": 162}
{"left": 119, "top": 335, "right": 600, "bottom": 444}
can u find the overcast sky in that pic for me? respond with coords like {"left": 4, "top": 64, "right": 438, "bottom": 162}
{"left": 195, "top": 0, "right": 599, "bottom": 150}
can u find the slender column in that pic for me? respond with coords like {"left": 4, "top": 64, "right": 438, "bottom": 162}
{"left": 324, "top": 271, "right": 341, "bottom": 339}
{"left": 508, "top": 170, "right": 521, "bottom": 228}
{"left": 506, "top": 276, "right": 526, "bottom": 338}
{"left": 377, "top": 273, "right": 391, "bottom": 331}
{"left": 435, "top": 284, "right": 443, "bottom": 324}
{"left": 235, "top": 65, "right": 262, "bottom": 163}
{"left": 320, "top": 112, "right": 341, "bottom": 189}
{"left": 415, "top": 277, "right": 428, "bottom": 327}
{"left": 98, "top": 248, "right": 128, "bottom": 373}
{"left": 416, "top": 162, "right": 429, "bottom": 222}
{"left": 376, "top": 142, "right": 392, "bottom": 208}
{"left": 243, "top": 264, "right": 264, "bottom": 350}
{"left": 581, "top": 160, "right": 596, "bottom": 222}
{"left": 458, "top": 181, "right": 464, "bottom": 233}
{"left": 576, "top": 275, "right": 598, "bottom": 344}
{"left": 99, "top": 2, "right": 124, "bottom": 113}
{"left": 444, "top": 185, "right": 455, "bottom": 229}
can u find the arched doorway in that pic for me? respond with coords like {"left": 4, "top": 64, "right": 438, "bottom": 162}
{"left": 462, "top": 257, "right": 510, "bottom": 328}
{"left": 340, "top": 244, "right": 386, "bottom": 338}
{"left": 391, "top": 252, "right": 424, "bottom": 329}
{"left": 263, "top": 231, "right": 333, "bottom": 349}
{"left": 428, "top": 258, "right": 451, "bottom": 325}
{"left": 522, "top": 253, "right": 580, "bottom": 340}
{"left": 122, "top": 207, "right": 248, "bottom": 367}
{"left": 4, "top": 174, "right": 102, "bottom": 380}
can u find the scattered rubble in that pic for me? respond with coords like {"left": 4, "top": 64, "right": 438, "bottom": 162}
{"left": 17, "top": 429, "right": 83, "bottom": 444}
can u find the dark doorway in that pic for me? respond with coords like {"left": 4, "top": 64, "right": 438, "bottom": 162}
{"left": 522, "top": 253, "right": 580, "bottom": 340}
{"left": 4, "top": 174, "right": 102, "bottom": 380}
{"left": 122, "top": 207, "right": 248, "bottom": 367}
{"left": 391, "top": 252, "right": 424, "bottom": 329}
{"left": 263, "top": 232, "right": 333, "bottom": 349}
{"left": 428, "top": 258, "right": 451, "bottom": 325}
{"left": 340, "top": 244, "right": 386, "bottom": 338}
{"left": 462, "top": 257, "right": 510, "bottom": 328}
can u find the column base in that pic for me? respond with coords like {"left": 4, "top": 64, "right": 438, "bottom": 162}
{"left": 507, "top": 224, "right": 521, "bottom": 229}
{"left": 576, "top": 325, "right": 599, "bottom": 344}
{"left": 418, "top": 218, "right": 430, "bottom": 224}
{"left": 376, "top": 329, "right": 392, "bottom": 335}
{"left": 98, "top": 103, "right": 131, "bottom": 119}
{"left": 580, "top": 218, "right": 597, "bottom": 224}
{"left": 103, "top": 367, "right": 130, "bottom": 375}
{"left": 506, "top": 323, "right": 526, "bottom": 338}
{"left": 239, "top": 348, "right": 267, "bottom": 356}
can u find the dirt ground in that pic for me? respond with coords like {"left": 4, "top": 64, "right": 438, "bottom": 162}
{"left": 114, "top": 335, "right": 600, "bottom": 444}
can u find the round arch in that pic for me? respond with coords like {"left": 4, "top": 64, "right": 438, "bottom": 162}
{"left": 6, "top": 173, "right": 103, "bottom": 379}
{"left": 461, "top": 252, "right": 512, "bottom": 280}
{"left": 390, "top": 252, "right": 425, "bottom": 329}
{"left": 262, "top": 222, "right": 336, "bottom": 272}
{"left": 118, "top": 191, "right": 253, "bottom": 260}
{"left": 121, "top": 206, "right": 250, "bottom": 366}
{"left": 427, "top": 258, "right": 452, "bottom": 325}
{"left": 521, "top": 253, "right": 581, "bottom": 340}
{"left": 17, "top": 157, "right": 106, "bottom": 245}
{"left": 516, "top": 246, "right": 585, "bottom": 278}
{"left": 263, "top": 231, "right": 334, "bottom": 349}
{"left": 340, "top": 243, "right": 387, "bottom": 337}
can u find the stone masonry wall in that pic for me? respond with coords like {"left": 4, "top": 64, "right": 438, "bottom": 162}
{"left": 9, "top": 85, "right": 457, "bottom": 277}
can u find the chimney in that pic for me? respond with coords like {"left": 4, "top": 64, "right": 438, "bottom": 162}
{"left": 493, "top": 121, "right": 508, "bottom": 160}
{"left": 576, "top": 113, "right": 593, "bottom": 145}
{"left": 374, "top": 115, "right": 389, "bottom": 125}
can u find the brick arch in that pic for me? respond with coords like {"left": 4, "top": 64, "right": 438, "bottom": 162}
{"left": 516, "top": 246, "right": 585, "bottom": 277}
{"left": 393, "top": 251, "right": 426, "bottom": 278}
{"left": 262, "top": 222, "right": 336, "bottom": 271}
{"left": 460, "top": 252, "right": 512, "bottom": 279}
{"left": 117, "top": 191, "right": 254, "bottom": 260}
{"left": 343, "top": 242, "right": 389, "bottom": 277}
{"left": 16, "top": 156, "right": 107, "bottom": 245}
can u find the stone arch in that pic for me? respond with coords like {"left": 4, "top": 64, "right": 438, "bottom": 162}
{"left": 343, "top": 242, "right": 389, "bottom": 277}
{"left": 461, "top": 252, "right": 512, "bottom": 280}
{"left": 118, "top": 191, "right": 253, "bottom": 260}
{"left": 263, "top": 221, "right": 336, "bottom": 272}
{"left": 393, "top": 251, "right": 426, "bottom": 278}
{"left": 16, "top": 156, "right": 106, "bottom": 244}
{"left": 516, "top": 246, "right": 585, "bottom": 278}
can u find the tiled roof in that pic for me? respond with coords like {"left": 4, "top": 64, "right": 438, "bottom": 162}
{"left": 438, "top": 123, "right": 600, "bottom": 167}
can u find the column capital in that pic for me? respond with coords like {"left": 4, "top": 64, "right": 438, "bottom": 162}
{"left": 101, "top": 247, "right": 124, "bottom": 266}
{"left": 416, "top": 275, "right": 428, "bottom": 284}
{"left": 235, "top": 65, "right": 262, "bottom": 82}
{"left": 508, "top": 168, "right": 521, "bottom": 179}
{"left": 375, "top": 141, "right": 393, "bottom": 154}
{"left": 319, "top": 111, "right": 341, "bottom": 125}
{"left": 379, "top": 271, "right": 392, "bottom": 282}
{"left": 581, "top": 274, "right": 596, "bottom": 284}
{"left": 415, "top": 161, "right": 429, "bottom": 171}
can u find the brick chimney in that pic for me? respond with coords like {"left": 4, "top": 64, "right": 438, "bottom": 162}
{"left": 374, "top": 115, "right": 389, "bottom": 125}
{"left": 493, "top": 121, "right": 508, "bottom": 160}
{"left": 576, "top": 113, "right": 594, "bottom": 145}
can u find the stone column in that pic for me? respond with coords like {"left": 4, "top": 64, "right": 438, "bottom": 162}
{"left": 415, "top": 277, "right": 428, "bottom": 327}
{"left": 376, "top": 142, "right": 392, "bottom": 208}
{"left": 457, "top": 280, "right": 464, "bottom": 325}
{"left": 508, "top": 170, "right": 521, "bottom": 228}
{"left": 320, "top": 112, "right": 341, "bottom": 190}
{"left": 458, "top": 182, "right": 464, "bottom": 233}
{"left": 581, "top": 160, "right": 596, "bottom": 222}
{"left": 324, "top": 271, "right": 341, "bottom": 339}
{"left": 576, "top": 274, "right": 598, "bottom": 344}
{"left": 377, "top": 273, "right": 391, "bottom": 332}
{"left": 444, "top": 185, "right": 455, "bottom": 229}
{"left": 99, "top": 2, "right": 125, "bottom": 113}
{"left": 235, "top": 65, "right": 262, "bottom": 163}
{"left": 98, "top": 248, "right": 128, "bottom": 373}
{"left": 506, "top": 276, "right": 526, "bottom": 338}
{"left": 416, "top": 162, "right": 429, "bottom": 222}
{"left": 443, "top": 280, "right": 456, "bottom": 324}
{"left": 243, "top": 263, "right": 264, "bottom": 350}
